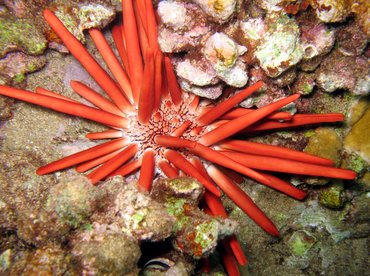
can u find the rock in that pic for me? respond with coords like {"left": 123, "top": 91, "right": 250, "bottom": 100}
{"left": 217, "top": 60, "right": 249, "bottom": 87}
{"left": 153, "top": 178, "right": 237, "bottom": 258}
{"left": 203, "top": 32, "right": 248, "bottom": 87}
{"left": 341, "top": 192, "right": 370, "bottom": 238}
{"left": 313, "top": 0, "right": 351, "bottom": 23}
{"left": 255, "top": 15, "right": 303, "bottom": 77}
{"left": 0, "top": 52, "right": 46, "bottom": 84}
{"left": 293, "top": 72, "right": 315, "bottom": 95}
{"left": 22, "top": 244, "right": 72, "bottom": 275}
{"left": 316, "top": 50, "right": 370, "bottom": 95}
{"left": 113, "top": 182, "right": 175, "bottom": 241}
{"left": 0, "top": 199, "right": 15, "bottom": 229}
{"left": 0, "top": 95, "right": 13, "bottom": 122}
{"left": 173, "top": 216, "right": 237, "bottom": 258}
{"left": 271, "top": 68, "right": 297, "bottom": 88}
{"left": 337, "top": 21, "right": 368, "bottom": 57}
{"left": 176, "top": 58, "right": 218, "bottom": 87}
{"left": 46, "top": 175, "right": 105, "bottom": 228}
{"left": 180, "top": 79, "right": 224, "bottom": 99}
{"left": 0, "top": 15, "right": 47, "bottom": 58}
{"left": 77, "top": 3, "right": 115, "bottom": 30}
{"left": 288, "top": 230, "right": 317, "bottom": 256}
{"left": 344, "top": 106, "right": 370, "bottom": 164}
{"left": 151, "top": 177, "right": 205, "bottom": 205}
{"left": 299, "top": 55, "right": 323, "bottom": 72}
{"left": 16, "top": 208, "right": 70, "bottom": 246}
{"left": 158, "top": 3, "right": 209, "bottom": 53}
{"left": 52, "top": 2, "right": 115, "bottom": 44}
{"left": 204, "top": 32, "right": 240, "bottom": 71}
{"left": 304, "top": 127, "right": 343, "bottom": 167}
{"left": 319, "top": 182, "right": 345, "bottom": 209}
{"left": 255, "top": 0, "right": 286, "bottom": 12}
{"left": 71, "top": 224, "right": 140, "bottom": 275}
{"left": 0, "top": 150, "right": 55, "bottom": 221}
{"left": 158, "top": 1, "right": 191, "bottom": 31}
{"left": 240, "top": 17, "right": 267, "bottom": 49}
{"left": 351, "top": 1, "right": 370, "bottom": 36}
{"left": 193, "top": 0, "right": 238, "bottom": 23}
{"left": 300, "top": 23, "right": 335, "bottom": 60}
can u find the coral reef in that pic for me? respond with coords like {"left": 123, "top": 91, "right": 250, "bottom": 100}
{"left": 0, "top": 0, "right": 368, "bottom": 275}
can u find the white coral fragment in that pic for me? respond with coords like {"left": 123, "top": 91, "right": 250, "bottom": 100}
{"left": 204, "top": 32, "right": 239, "bottom": 70}
{"left": 193, "top": 0, "right": 237, "bottom": 23}
{"left": 158, "top": 1, "right": 189, "bottom": 31}
{"left": 176, "top": 59, "right": 218, "bottom": 86}
{"left": 203, "top": 32, "right": 248, "bottom": 87}
{"left": 314, "top": 0, "right": 351, "bottom": 23}
{"left": 254, "top": 16, "right": 303, "bottom": 77}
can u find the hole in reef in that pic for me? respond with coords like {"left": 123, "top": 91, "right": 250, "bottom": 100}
{"left": 138, "top": 238, "right": 173, "bottom": 268}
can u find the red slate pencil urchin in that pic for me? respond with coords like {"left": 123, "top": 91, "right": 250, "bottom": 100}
{"left": 0, "top": 1, "right": 357, "bottom": 275}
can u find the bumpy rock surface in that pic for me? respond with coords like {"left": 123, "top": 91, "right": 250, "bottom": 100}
{"left": 316, "top": 50, "right": 370, "bottom": 95}
{"left": 312, "top": 0, "right": 351, "bottom": 23}
{"left": 46, "top": 175, "right": 104, "bottom": 228}
{"left": 344, "top": 106, "right": 370, "bottom": 163}
{"left": 152, "top": 178, "right": 238, "bottom": 258}
{"left": 71, "top": 224, "right": 140, "bottom": 275}
{"left": 112, "top": 182, "right": 175, "bottom": 241}
{"left": 0, "top": 15, "right": 47, "bottom": 58}
{"left": 255, "top": 15, "right": 303, "bottom": 77}
{"left": 193, "top": 0, "right": 238, "bottom": 23}
{"left": 304, "top": 127, "right": 343, "bottom": 167}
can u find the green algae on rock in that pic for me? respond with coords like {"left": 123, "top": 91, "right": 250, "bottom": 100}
{"left": 345, "top": 153, "right": 368, "bottom": 176}
{"left": 113, "top": 181, "right": 175, "bottom": 241}
{"left": 0, "top": 16, "right": 47, "bottom": 58}
{"left": 288, "top": 230, "right": 317, "bottom": 256}
{"left": 46, "top": 175, "right": 105, "bottom": 228}
{"left": 319, "top": 182, "right": 345, "bottom": 209}
{"left": 293, "top": 72, "right": 315, "bottom": 95}
{"left": 53, "top": 3, "right": 115, "bottom": 43}
{"left": 152, "top": 177, "right": 237, "bottom": 258}
{"left": 0, "top": 249, "right": 12, "bottom": 273}
{"left": 0, "top": 52, "right": 46, "bottom": 85}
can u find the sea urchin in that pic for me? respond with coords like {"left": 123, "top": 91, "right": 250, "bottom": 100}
{"left": 0, "top": 1, "right": 356, "bottom": 275}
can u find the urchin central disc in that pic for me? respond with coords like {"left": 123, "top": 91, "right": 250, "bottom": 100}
{"left": 126, "top": 96, "right": 198, "bottom": 156}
